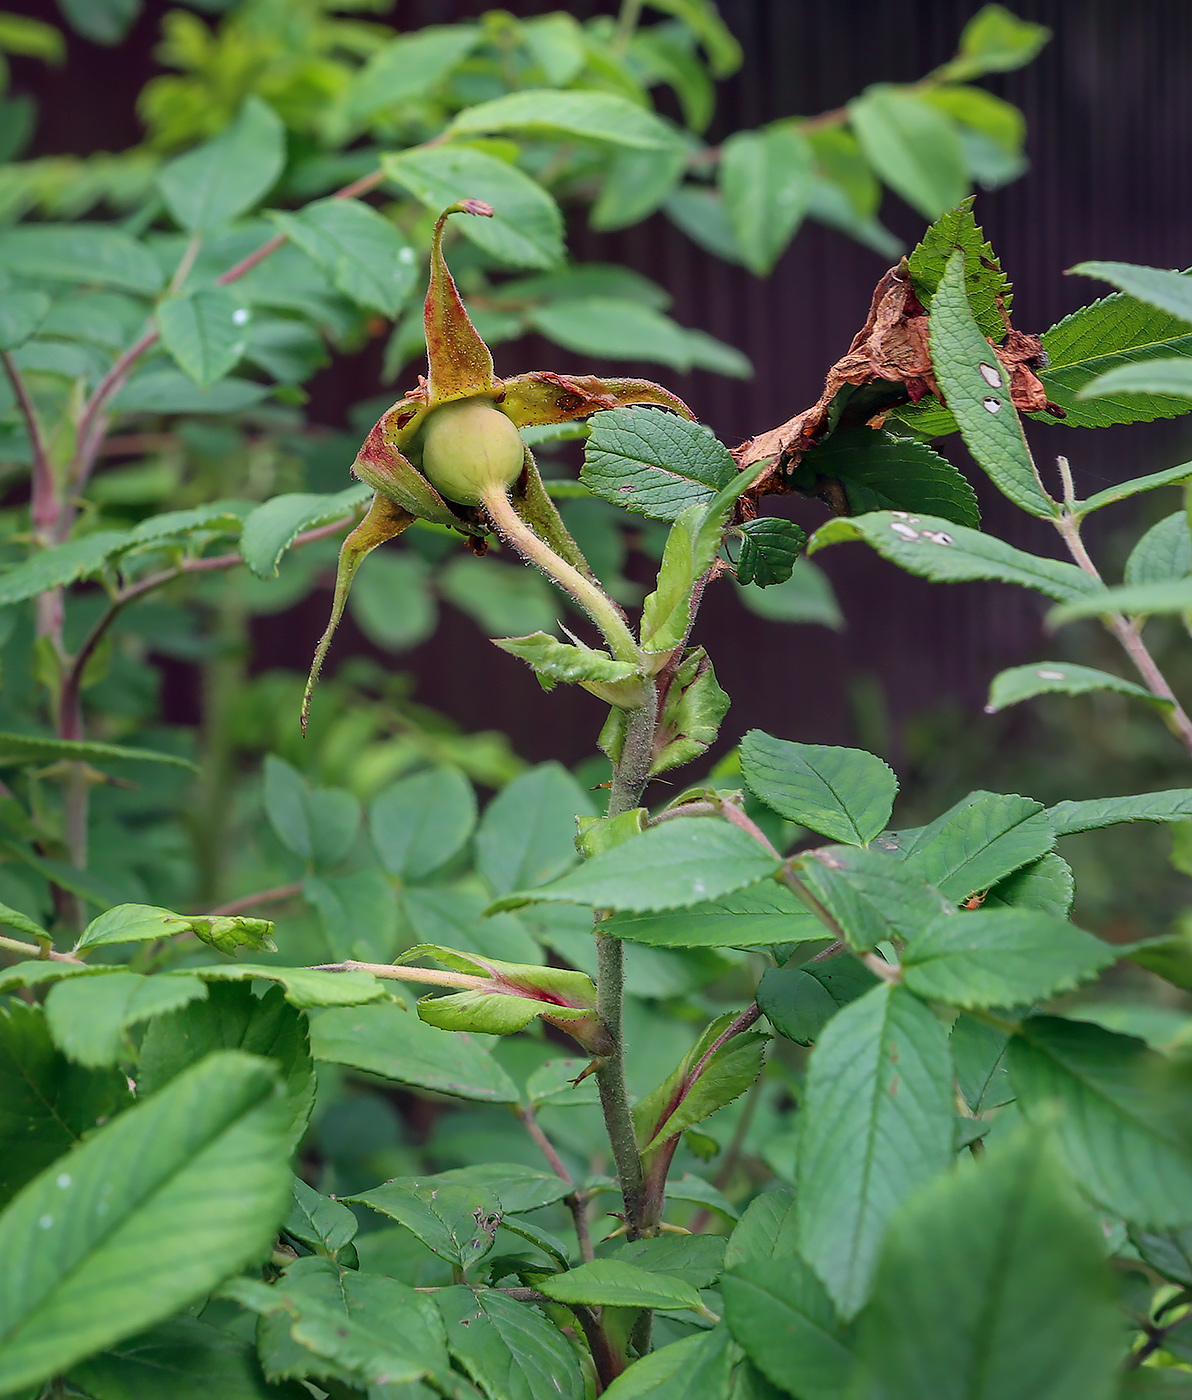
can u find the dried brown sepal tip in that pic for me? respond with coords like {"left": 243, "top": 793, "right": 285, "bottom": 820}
{"left": 734, "top": 260, "right": 1059, "bottom": 500}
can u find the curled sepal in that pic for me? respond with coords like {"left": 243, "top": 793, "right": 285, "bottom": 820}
{"left": 500, "top": 371, "right": 696, "bottom": 427}
{"left": 302, "top": 492, "right": 415, "bottom": 731}
{"left": 399, "top": 943, "right": 612, "bottom": 1055}
{"left": 351, "top": 400, "right": 465, "bottom": 530}
{"left": 494, "top": 631, "right": 646, "bottom": 707}
{"left": 425, "top": 200, "right": 500, "bottom": 407}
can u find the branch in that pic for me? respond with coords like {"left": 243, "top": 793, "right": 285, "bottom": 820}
{"left": 1053, "top": 505, "right": 1192, "bottom": 760}
{"left": 309, "top": 959, "right": 496, "bottom": 993}
{"left": 2, "top": 352, "right": 55, "bottom": 537}
{"left": 201, "top": 882, "right": 303, "bottom": 917}
{"left": 515, "top": 1103, "right": 594, "bottom": 1263}
{"left": 0, "top": 930, "right": 82, "bottom": 963}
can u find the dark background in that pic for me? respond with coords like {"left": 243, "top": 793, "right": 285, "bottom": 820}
{"left": 10, "top": 0, "right": 1192, "bottom": 774}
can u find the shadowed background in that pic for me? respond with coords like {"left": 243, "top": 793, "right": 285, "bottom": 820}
{"left": 11, "top": 0, "right": 1192, "bottom": 779}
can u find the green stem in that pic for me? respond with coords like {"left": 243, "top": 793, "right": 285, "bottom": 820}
{"left": 613, "top": 0, "right": 644, "bottom": 51}
{"left": 481, "top": 486, "right": 642, "bottom": 666}
{"left": 594, "top": 696, "right": 659, "bottom": 1241}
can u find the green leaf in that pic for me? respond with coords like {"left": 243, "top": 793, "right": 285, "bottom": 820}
{"left": 384, "top": 146, "right": 563, "bottom": 270}
{"left": 611, "top": 1234, "right": 726, "bottom": 1288}
{"left": 230, "top": 1259, "right": 449, "bottom": 1390}
{"left": 901, "top": 908, "right": 1119, "bottom": 1008}
{"left": 448, "top": 90, "right": 680, "bottom": 150}
{"left": 194, "top": 963, "right": 387, "bottom": 1009}
{"left": 158, "top": 98, "right": 285, "bottom": 233}
{"left": 797, "top": 427, "right": 981, "bottom": 528}
{"left": 0, "top": 732, "right": 194, "bottom": 771}
{"left": 640, "top": 463, "right": 764, "bottom": 653}
{"left": 600, "top": 1327, "right": 735, "bottom": 1400}
{"left": 807, "top": 511, "right": 1097, "bottom": 602}
{"left": 1048, "top": 789, "right": 1192, "bottom": 837}
{"left": 952, "top": 1013, "right": 1014, "bottom": 1112}
{"left": 43, "top": 972, "right": 207, "bottom": 1066}
{"left": 1125, "top": 510, "right": 1192, "bottom": 583}
{"left": 239, "top": 486, "right": 366, "bottom": 580}
{"left": 310, "top": 1001, "right": 519, "bottom": 1103}
{"left": 494, "top": 632, "right": 638, "bottom": 693}
{"left": 475, "top": 762, "right": 595, "bottom": 896}
{"left": 528, "top": 297, "right": 750, "bottom": 377}
{"left": 263, "top": 755, "right": 360, "bottom": 870}
{"left": 930, "top": 249, "right": 1054, "bottom": 516}
{"left": 0, "top": 901, "right": 46, "bottom": 942}
{"left": 736, "top": 557, "right": 844, "bottom": 627}
{"left": 897, "top": 790, "right": 1054, "bottom": 900}
{"left": 304, "top": 867, "right": 398, "bottom": 964}
{"left": 137, "top": 982, "right": 315, "bottom": 1154}
{"left": 350, "top": 549, "right": 437, "bottom": 652}
{"left": 346, "top": 1179, "right": 502, "bottom": 1273}
{"left": 924, "top": 85, "right": 1027, "bottom": 188}
{"left": 157, "top": 287, "right": 250, "bottom": 389}
{"left": 906, "top": 197, "right": 1012, "bottom": 341}
{"left": 0, "top": 530, "right": 131, "bottom": 605}
{"left": 270, "top": 199, "right": 417, "bottom": 319}
{"left": 796, "top": 844, "right": 953, "bottom": 949}
{"left": 757, "top": 958, "right": 879, "bottom": 1046}
{"left": 723, "top": 1259, "right": 853, "bottom": 1400}
{"left": 284, "top": 1176, "right": 358, "bottom": 1260}
{"left": 539, "top": 1258, "right": 703, "bottom": 1312}
{"left": 984, "top": 850, "right": 1074, "bottom": 917}
{"left": 345, "top": 24, "right": 480, "bottom": 121}
{"left": 734, "top": 517, "right": 806, "bottom": 587}
{"left": 490, "top": 818, "right": 780, "bottom": 915}
{"left": 1130, "top": 1225, "right": 1192, "bottom": 1287}
{"left": 1080, "top": 357, "right": 1192, "bottom": 402}
{"left": 0, "top": 1003, "right": 130, "bottom": 1210}
{"left": 435, "top": 1286, "right": 585, "bottom": 1400}
{"left": 719, "top": 124, "right": 815, "bottom": 276}
{"left": 0, "top": 223, "right": 162, "bottom": 295}
{"left": 592, "top": 143, "right": 688, "bottom": 232}
{"left": 582, "top": 407, "right": 737, "bottom": 520}
{"left": 604, "top": 879, "right": 826, "bottom": 948}
{"left": 1048, "top": 576, "right": 1192, "bottom": 625}
{"left": 740, "top": 730, "right": 898, "bottom": 845}
{"left": 1009, "top": 1015, "right": 1192, "bottom": 1227}
{"left": 111, "top": 369, "right": 267, "bottom": 416}
{"left": 795, "top": 983, "right": 954, "bottom": 1317}
{"left": 1071, "top": 261, "right": 1192, "bottom": 324}
{"left": 439, "top": 556, "right": 557, "bottom": 638}
{"left": 664, "top": 185, "right": 745, "bottom": 264}
{"left": 949, "top": 4, "right": 1052, "bottom": 78}
{"left": 1039, "top": 293, "right": 1192, "bottom": 429}
{"left": 0, "top": 291, "right": 49, "bottom": 351}
{"left": 369, "top": 766, "right": 476, "bottom": 881}
{"left": 633, "top": 1015, "right": 766, "bottom": 1153}
{"left": 855, "top": 1128, "right": 1118, "bottom": 1400}
{"left": 0, "top": 1051, "right": 290, "bottom": 1396}
{"left": 848, "top": 87, "right": 968, "bottom": 220}
{"left": 66, "top": 1316, "right": 302, "bottom": 1400}
{"left": 432, "top": 1163, "right": 571, "bottom": 1215}
{"left": 985, "top": 660, "right": 1163, "bottom": 713}
{"left": 724, "top": 1187, "right": 798, "bottom": 1268}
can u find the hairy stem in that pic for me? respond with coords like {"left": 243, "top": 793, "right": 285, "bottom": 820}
{"left": 2, "top": 352, "right": 54, "bottom": 539}
{"left": 0, "top": 931, "right": 81, "bottom": 963}
{"left": 594, "top": 696, "right": 660, "bottom": 1240}
{"left": 482, "top": 486, "right": 642, "bottom": 665}
{"left": 1054, "top": 508, "right": 1192, "bottom": 759}
{"left": 200, "top": 882, "right": 303, "bottom": 918}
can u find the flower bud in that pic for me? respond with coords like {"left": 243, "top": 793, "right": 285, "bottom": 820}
{"left": 419, "top": 396, "right": 524, "bottom": 507}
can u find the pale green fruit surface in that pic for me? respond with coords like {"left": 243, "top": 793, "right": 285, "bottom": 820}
{"left": 419, "top": 396, "right": 524, "bottom": 507}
